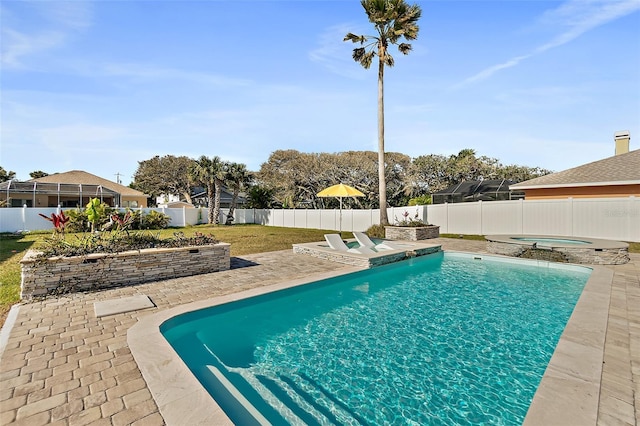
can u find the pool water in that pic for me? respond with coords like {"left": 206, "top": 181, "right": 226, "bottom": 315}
{"left": 512, "top": 237, "right": 592, "bottom": 245}
{"left": 161, "top": 252, "right": 591, "bottom": 425}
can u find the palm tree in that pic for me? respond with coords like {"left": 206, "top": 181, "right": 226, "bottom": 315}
{"left": 344, "top": 0, "right": 421, "bottom": 225}
{"left": 189, "top": 156, "right": 225, "bottom": 224}
{"left": 224, "top": 162, "right": 252, "bottom": 225}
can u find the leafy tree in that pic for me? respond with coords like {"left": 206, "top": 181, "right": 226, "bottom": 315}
{"left": 132, "top": 155, "right": 195, "bottom": 203}
{"left": 0, "top": 167, "right": 16, "bottom": 182}
{"left": 29, "top": 170, "right": 49, "bottom": 179}
{"left": 344, "top": 0, "right": 421, "bottom": 225}
{"left": 189, "top": 156, "right": 225, "bottom": 224}
{"left": 224, "top": 162, "right": 252, "bottom": 225}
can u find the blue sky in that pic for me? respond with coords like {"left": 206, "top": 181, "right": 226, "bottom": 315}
{"left": 2, "top": 0, "right": 639, "bottom": 186}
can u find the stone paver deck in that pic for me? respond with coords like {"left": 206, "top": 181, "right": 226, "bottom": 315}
{"left": 0, "top": 238, "right": 638, "bottom": 425}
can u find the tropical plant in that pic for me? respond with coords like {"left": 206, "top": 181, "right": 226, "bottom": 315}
{"left": 224, "top": 162, "right": 252, "bottom": 225}
{"left": 85, "top": 198, "right": 112, "bottom": 232}
{"left": 344, "top": 0, "right": 421, "bottom": 225}
{"left": 189, "top": 156, "right": 225, "bottom": 224}
{"left": 38, "top": 211, "right": 70, "bottom": 236}
{"left": 393, "top": 209, "right": 427, "bottom": 227}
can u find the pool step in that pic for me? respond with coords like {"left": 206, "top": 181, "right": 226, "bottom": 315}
{"left": 230, "top": 366, "right": 361, "bottom": 425}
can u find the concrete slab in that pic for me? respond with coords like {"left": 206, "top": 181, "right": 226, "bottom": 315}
{"left": 94, "top": 295, "right": 155, "bottom": 317}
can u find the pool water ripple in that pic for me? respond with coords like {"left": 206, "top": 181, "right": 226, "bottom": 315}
{"left": 163, "top": 253, "right": 590, "bottom": 425}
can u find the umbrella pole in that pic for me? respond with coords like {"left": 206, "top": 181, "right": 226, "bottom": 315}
{"left": 339, "top": 197, "right": 343, "bottom": 236}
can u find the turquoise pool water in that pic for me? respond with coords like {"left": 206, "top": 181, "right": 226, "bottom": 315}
{"left": 512, "top": 237, "right": 592, "bottom": 245}
{"left": 161, "top": 252, "right": 591, "bottom": 425}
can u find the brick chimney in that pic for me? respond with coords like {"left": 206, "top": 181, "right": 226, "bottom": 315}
{"left": 614, "top": 130, "right": 630, "bottom": 155}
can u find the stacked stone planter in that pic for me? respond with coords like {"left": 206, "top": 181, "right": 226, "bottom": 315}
{"left": 385, "top": 225, "right": 440, "bottom": 241}
{"left": 20, "top": 243, "right": 230, "bottom": 300}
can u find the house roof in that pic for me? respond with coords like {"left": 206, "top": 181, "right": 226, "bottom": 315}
{"left": 30, "top": 170, "right": 148, "bottom": 197}
{"left": 511, "top": 149, "right": 640, "bottom": 189}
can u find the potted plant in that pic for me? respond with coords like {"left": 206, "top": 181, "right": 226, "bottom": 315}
{"left": 384, "top": 209, "right": 440, "bottom": 241}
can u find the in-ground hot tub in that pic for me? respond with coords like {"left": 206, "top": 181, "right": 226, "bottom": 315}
{"left": 485, "top": 235, "right": 629, "bottom": 265}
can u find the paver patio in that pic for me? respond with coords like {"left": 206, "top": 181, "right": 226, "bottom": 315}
{"left": 0, "top": 238, "right": 638, "bottom": 425}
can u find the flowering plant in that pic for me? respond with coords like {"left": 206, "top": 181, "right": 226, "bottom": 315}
{"left": 393, "top": 209, "right": 428, "bottom": 227}
{"left": 38, "top": 211, "right": 69, "bottom": 236}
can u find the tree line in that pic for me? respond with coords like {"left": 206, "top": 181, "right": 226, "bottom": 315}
{"left": 1, "top": 149, "right": 551, "bottom": 222}
{"left": 256, "top": 149, "right": 551, "bottom": 210}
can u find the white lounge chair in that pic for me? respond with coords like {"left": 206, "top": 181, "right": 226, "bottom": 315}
{"left": 324, "top": 234, "right": 377, "bottom": 255}
{"left": 353, "top": 232, "right": 404, "bottom": 251}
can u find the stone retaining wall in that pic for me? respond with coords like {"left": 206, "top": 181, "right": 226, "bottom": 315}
{"left": 20, "top": 243, "right": 231, "bottom": 300}
{"left": 385, "top": 226, "right": 440, "bottom": 241}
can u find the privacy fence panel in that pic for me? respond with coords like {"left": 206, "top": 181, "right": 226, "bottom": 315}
{"left": 1, "top": 198, "right": 637, "bottom": 241}
{"left": 480, "top": 201, "right": 523, "bottom": 235}
{"left": 521, "top": 200, "right": 572, "bottom": 236}
{"left": 572, "top": 198, "right": 640, "bottom": 242}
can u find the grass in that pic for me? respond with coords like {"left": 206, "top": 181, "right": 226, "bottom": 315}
{"left": 440, "top": 233, "right": 487, "bottom": 241}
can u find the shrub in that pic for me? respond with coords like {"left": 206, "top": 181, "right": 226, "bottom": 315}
{"left": 365, "top": 224, "right": 386, "bottom": 239}
{"left": 64, "top": 209, "right": 90, "bottom": 233}
{"left": 140, "top": 210, "right": 171, "bottom": 229}
{"left": 408, "top": 195, "right": 432, "bottom": 206}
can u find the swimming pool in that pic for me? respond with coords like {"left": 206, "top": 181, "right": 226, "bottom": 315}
{"left": 160, "top": 252, "right": 591, "bottom": 425}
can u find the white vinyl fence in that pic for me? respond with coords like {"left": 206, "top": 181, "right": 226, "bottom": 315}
{"left": 1, "top": 197, "right": 638, "bottom": 242}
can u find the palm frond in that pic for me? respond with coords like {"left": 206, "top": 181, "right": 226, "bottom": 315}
{"left": 344, "top": 32, "right": 367, "bottom": 44}
{"left": 398, "top": 43, "right": 412, "bottom": 55}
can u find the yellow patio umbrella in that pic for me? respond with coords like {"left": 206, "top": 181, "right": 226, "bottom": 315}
{"left": 317, "top": 183, "right": 365, "bottom": 232}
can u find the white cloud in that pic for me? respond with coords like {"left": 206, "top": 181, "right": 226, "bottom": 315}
{"left": 102, "top": 63, "right": 253, "bottom": 88}
{"left": 0, "top": 1, "right": 93, "bottom": 69}
{"left": 309, "top": 23, "right": 371, "bottom": 79}
{"left": 456, "top": 0, "right": 640, "bottom": 87}
{"left": 0, "top": 28, "right": 65, "bottom": 69}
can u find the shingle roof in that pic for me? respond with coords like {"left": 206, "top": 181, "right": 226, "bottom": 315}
{"left": 511, "top": 149, "right": 640, "bottom": 189}
{"left": 30, "top": 170, "right": 147, "bottom": 197}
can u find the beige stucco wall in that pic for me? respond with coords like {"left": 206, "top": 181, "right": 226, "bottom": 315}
{"left": 122, "top": 195, "right": 148, "bottom": 208}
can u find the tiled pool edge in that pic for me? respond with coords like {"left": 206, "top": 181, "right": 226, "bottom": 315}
{"left": 128, "top": 266, "right": 363, "bottom": 425}
{"left": 128, "top": 253, "right": 613, "bottom": 426}
{"left": 524, "top": 265, "right": 613, "bottom": 425}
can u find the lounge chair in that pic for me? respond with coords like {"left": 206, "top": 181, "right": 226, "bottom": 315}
{"left": 353, "top": 232, "right": 405, "bottom": 251}
{"left": 324, "top": 234, "right": 377, "bottom": 255}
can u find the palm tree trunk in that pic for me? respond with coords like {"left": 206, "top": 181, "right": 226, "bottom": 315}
{"left": 213, "top": 179, "right": 222, "bottom": 225}
{"left": 226, "top": 188, "right": 239, "bottom": 225}
{"left": 207, "top": 184, "right": 215, "bottom": 224}
{"left": 378, "top": 48, "right": 389, "bottom": 226}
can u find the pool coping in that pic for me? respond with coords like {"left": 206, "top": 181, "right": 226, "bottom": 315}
{"left": 128, "top": 251, "right": 613, "bottom": 425}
